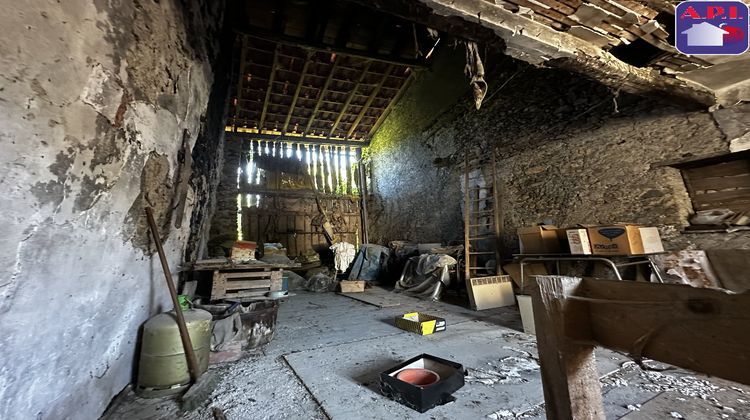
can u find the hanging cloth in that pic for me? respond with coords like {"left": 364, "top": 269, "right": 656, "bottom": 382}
{"left": 464, "top": 41, "right": 487, "bottom": 110}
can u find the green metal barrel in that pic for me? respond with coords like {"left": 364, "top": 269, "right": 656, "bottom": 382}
{"left": 136, "top": 309, "right": 212, "bottom": 398}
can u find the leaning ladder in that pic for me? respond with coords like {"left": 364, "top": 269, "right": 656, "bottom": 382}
{"left": 462, "top": 150, "right": 503, "bottom": 309}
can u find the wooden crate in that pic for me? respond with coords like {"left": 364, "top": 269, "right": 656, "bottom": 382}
{"left": 210, "top": 269, "right": 283, "bottom": 301}
{"left": 340, "top": 280, "right": 365, "bottom": 293}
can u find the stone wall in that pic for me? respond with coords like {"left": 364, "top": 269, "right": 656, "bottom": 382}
{"left": 209, "top": 137, "right": 244, "bottom": 254}
{"left": 0, "top": 1, "right": 225, "bottom": 418}
{"left": 368, "top": 47, "right": 750, "bottom": 255}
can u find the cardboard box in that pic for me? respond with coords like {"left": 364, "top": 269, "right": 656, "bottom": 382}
{"left": 587, "top": 225, "right": 664, "bottom": 255}
{"left": 517, "top": 225, "right": 561, "bottom": 254}
{"left": 380, "top": 354, "right": 465, "bottom": 413}
{"left": 395, "top": 312, "right": 446, "bottom": 335}
{"left": 339, "top": 280, "right": 365, "bottom": 293}
{"left": 566, "top": 228, "right": 592, "bottom": 255}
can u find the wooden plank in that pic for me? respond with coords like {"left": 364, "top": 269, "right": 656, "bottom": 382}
{"left": 690, "top": 174, "right": 750, "bottom": 191}
{"left": 347, "top": 64, "right": 394, "bottom": 139}
{"left": 686, "top": 159, "right": 750, "bottom": 179}
{"left": 368, "top": 72, "right": 413, "bottom": 137}
{"left": 329, "top": 61, "right": 373, "bottom": 137}
{"left": 221, "top": 271, "right": 275, "bottom": 279}
{"left": 232, "top": 35, "right": 249, "bottom": 127}
{"left": 336, "top": 290, "right": 403, "bottom": 307}
{"left": 225, "top": 290, "right": 269, "bottom": 299}
{"left": 259, "top": 46, "right": 280, "bottom": 130}
{"left": 577, "top": 278, "right": 750, "bottom": 386}
{"left": 223, "top": 279, "right": 272, "bottom": 290}
{"left": 692, "top": 188, "right": 750, "bottom": 205}
{"left": 282, "top": 51, "right": 313, "bottom": 135}
{"left": 304, "top": 56, "right": 340, "bottom": 135}
{"left": 502, "top": 0, "right": 573, "bottom": 29}
{"left": 530, "top": 276, "right": 605, "bottom": 420}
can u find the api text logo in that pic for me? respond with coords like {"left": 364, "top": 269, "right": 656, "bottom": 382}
{"left": 676, "top": 1, "right": 749, "bottom": 55}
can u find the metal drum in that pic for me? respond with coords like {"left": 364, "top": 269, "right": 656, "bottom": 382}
{"left": 136, "top": 309, "right": 212, "bottom": 398}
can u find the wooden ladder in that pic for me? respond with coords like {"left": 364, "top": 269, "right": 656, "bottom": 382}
{"left": 462, "top": 150, "right": 503, "bottom": 308}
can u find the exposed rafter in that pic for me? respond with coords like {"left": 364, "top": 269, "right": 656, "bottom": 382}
{"left": 368, "top": 71, "right": 414, "bottom": 137}
{"left": 329, "top": 61, "right": 373, "bottom": 137}
{"left": 304, "top": 56, "right": 340, "bottom": 135}
{"left": 348, "top": 64, "right": 394, "bottom": 138}
{"left": 227, "top": 131, "right": 368, "bottom": 147}
{"left": 259, "top": 46, "right": 280, "bottom": 129}
{"left": 237, "top": 30, "right": 429, "bottom": 68}
{"left": 232, "top": 35, "right": 249, "bottom": 127}
{"left": 282, "top": 51, "right": 314, "bottom": 134}
{"left": 415, "top": 0, "right": 714, "bottom": 107}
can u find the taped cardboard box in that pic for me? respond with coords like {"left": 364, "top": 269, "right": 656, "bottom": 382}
{"left": 517, "top": 225, "right": 560, "bottom": 254}
{"left": 587, "top": 225, "right": 664, "bottom": 255}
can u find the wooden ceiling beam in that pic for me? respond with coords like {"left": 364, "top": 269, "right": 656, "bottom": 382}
{"left": 235, "top": 31, "right": 429, "bottom": 68}
{"left": 347, "top": 64, "right": 393, "bottom": 138}
{"left": 415, "top": 0, "right": 714, "bottom": 107}
{"left": 232, "top": 35, "right": 249, "bottom": 128}
{"left": 304, "top": 56, "right": 340, "bottom": 135}
{"left": 368, "top": 71, "right": 414, "bottom": 138}
{"left": 258, "top": 46, "right": 280, "bottom": 130}
{"left": 282, "top": 51, "right": 314, "bottom": 135}
{"left": 227, "top": 132, "right": 368, "bottom": 147}
{"left": 329, "top": 61, "right": 373, "bottom": 137}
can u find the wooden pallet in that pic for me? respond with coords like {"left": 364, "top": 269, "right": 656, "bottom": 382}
{"left": 210, "top": 269, "right": 283, "bottom": 301}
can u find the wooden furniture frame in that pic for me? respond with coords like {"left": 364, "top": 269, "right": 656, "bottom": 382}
{"left": 530, "top": 276, "right": 750, "bottom": 419}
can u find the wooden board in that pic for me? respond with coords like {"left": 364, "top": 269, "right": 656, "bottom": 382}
{"left": 336, "top": 288, "right": 405, "bottom": 308}
{"left": 242, "top": 195, "right": 362, "bottom": 257}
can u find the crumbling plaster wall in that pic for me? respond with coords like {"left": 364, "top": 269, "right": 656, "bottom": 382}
{"left": 369, "top": 47, "right": 750, "bottom": 254}
{"left": 0, "top": 1, "right": 225, "bottom": 419}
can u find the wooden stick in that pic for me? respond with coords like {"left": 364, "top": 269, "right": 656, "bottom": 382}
{"left": 145, "top": 207, "right": 200, "bottom": 383}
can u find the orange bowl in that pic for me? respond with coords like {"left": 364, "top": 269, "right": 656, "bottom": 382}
{"left": 396, "top": 368, "right": 440, "bottom": 387}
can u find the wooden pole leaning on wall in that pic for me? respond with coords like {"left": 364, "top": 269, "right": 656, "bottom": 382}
{"left": 530, "top": 276, "right": 750, "bottom": 420}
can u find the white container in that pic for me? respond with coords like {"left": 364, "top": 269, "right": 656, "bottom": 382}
{"left": 516, "top": 295, "right": 536, "bottom": 335}
{"left": 566, "top": 228, "right": 592, "bottom": 255}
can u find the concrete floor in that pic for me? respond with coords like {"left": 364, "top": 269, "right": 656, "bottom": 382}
{"left": 102, "top": 289, "right": 750, "bottom": 419}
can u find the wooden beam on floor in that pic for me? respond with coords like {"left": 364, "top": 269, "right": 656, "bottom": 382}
{"left": 530, "top": 276, "right": 750, "bottom": 419}
{"left": 347, "top": 64, "right": 393, "bottom": 138}
{"left": 329, "top": 61, "right": 373, "bottom": 138}
{"left": 259, "top": 46, "right": 280, "bottom": 130}
{"left": 282, "top": 51, "right": 313, "bottom": 135}
{"left": 414, "top": 0, "right": 715, "bottom": 107}
{"left": 304, "top": 56, "right": 340, "bottom": 136}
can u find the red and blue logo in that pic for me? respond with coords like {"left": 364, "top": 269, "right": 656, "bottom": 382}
{"left": 675, "top": 1, "right": 749, "bottom": 55}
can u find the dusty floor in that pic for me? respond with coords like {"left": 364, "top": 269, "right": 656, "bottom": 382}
{"left": 102, "top": 289, "right": 750, "bottom": 419}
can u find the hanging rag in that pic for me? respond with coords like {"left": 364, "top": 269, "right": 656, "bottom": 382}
{"left": 330, "top": 242, "right": 356, "bottom": 273}
{"left": 464, "top": 41, "right": 487, "bottom": 110}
